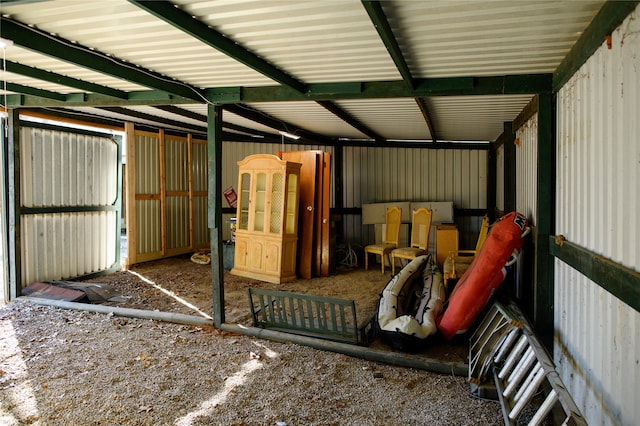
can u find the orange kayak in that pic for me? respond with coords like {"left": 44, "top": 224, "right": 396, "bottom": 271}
{"left": 437, "top": 211, "right": 529, "bottom": 340}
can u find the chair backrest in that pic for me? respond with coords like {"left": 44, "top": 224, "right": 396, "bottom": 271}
{"left": 410, "top": 208, "right": 433, "bottom": 249}
{"left": 475, "top": 214, "right": 490, "bottom": 251}
{"left": 383, "top": 206, "right": 402, "bottom": 246}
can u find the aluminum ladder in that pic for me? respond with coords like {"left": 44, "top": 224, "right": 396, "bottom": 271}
{"left": 469, "top": 301, "right": 586, "bottom": 426}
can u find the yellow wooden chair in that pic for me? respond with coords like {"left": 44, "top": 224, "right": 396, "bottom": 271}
{"left": 391, "top": 208, "right": 433, "bottom": 275}
{"left": 364, "top": 206, "right": 402, "bottom": 274}
{"left": 443, "top": 214, "right": 490, "bottom": 289}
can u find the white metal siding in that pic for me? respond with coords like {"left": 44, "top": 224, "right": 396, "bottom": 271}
{"left": 18, "top": 127, "right": 119, "bottom": 286}
{"left": 342, "top": 146, "right": 487, "bottom": 247}
{"left": 515, "top": 113, "right": 538, "bottom": 224}
{"left": 21, "top": 212, "right": 117, "bottom": 285}
{"left": 496, "top": 143, "right": 504, "bottom": 212}
{"left": 554, "top": 6, "right": 640, "bottom": 426}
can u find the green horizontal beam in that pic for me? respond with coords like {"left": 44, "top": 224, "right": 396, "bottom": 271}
{"left": 3, "top": 60, "right": 128, "bottom": 99}
{"left": 129, "top": 0, "right": 307, "bottom": 94}
{"left": 211, "top": 75, "right": 551, "bottom": 102}
{"left": 98, "top": 107, "right": 208, "bottom": 134}
{"left": 6, "top": 82, "right": 66, "bottom": 102}
{"left": 1, "top": 17, "right": 205, "bottom": 102}
{"left": 550, "top": 236, "right": 640, "bottom": 313}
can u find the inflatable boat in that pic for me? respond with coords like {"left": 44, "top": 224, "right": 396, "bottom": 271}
{"left": 437, "top": 211, "right": 530, "bottom": 341}
{"left": 376, "top": 254, "right": 445, "bottom": 352}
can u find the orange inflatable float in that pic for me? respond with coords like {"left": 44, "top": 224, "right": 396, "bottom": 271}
{"left": 437, "top": 212, "right": 529, "bottom": 340}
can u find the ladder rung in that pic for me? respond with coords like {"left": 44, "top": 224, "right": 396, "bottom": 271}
{"left": 527, "top": 389, "right": 558, "bottom": 426}
{"left": 514, "top": 361, "right": 542, "bottom": 402}
{"left": 504, "top": 347, "right": 536, "bottom": 398}
{"left": 509, "top": 364, "right": 546, "bottom": 420}
{"left": 494, "top": 327, "right": 520, "bottom": 364}
{"left": 498, "top": 334, "right": 528, "bottom": 379}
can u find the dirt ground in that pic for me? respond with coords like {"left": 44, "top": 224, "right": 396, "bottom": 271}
{"left": 0, "top": 254, "right": 506, "bottom": 425}
{"left": 87, "top": 253, "right": 468, "bottom": 362}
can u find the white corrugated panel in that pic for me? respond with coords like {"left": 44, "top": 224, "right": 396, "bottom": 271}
{"left": 342, "top": 146, "right": 487, "bottom": 246}
{"left": 515, "top": 113, "right": 538, "bottom": 223}
{"left": 20, "top": 212, "right": 117, "bottom": 286}
{"left": 554, "top": 6, "right": 640, "bottom": 426}
{"left": 20, "top": 127, "right": 118, "bottom": 207}
{"left": 496, "top": 143, "right": 504, "bottom": 212}
{"left": 18, "top": 127, "right": 119, "bottom": 286}
{"left": 384, "top": 0, "right": 604, "bottom": 78}
{"left": 430, "top": 95, "right": 534, "bottom": 142}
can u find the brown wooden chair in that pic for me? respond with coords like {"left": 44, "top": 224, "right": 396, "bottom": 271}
{"left": 364, "top": 206, "right": 402, "bottom": 274}
{"left": 443, "top": 214, "right": 490, "bottom": 289}
{"left": 391, "top": 207, "right": 433, "bottom": 275}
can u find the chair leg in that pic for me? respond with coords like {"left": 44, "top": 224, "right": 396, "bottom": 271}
{"left": 391, "top": 254, "right": 396, "bottom": 275}
{"left": 365, "top": 250, "right": 369, "bottom": 270}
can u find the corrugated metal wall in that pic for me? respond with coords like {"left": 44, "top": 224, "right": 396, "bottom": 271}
{"left": 19, "top": 126, "right": 119, "bottom": 286}
{"left": 341, "top": 147, "right": 488, "bottom": 249}
{"left": 554, "top": 6, "right": 640, "bottom": 425}
{"left": 515, "top": 114, "right": 538, "bottom": 224}
{"left": 495, "top": 144, "right": 505, "bottom": 213}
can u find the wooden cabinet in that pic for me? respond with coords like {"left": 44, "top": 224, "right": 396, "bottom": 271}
{"left": 231, "top": 154, "right": 301, "bottom": 284}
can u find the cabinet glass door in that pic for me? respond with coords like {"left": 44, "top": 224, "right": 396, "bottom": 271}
{"left": 270, "top": 172, "right": 283, "bottom": 233}
{"left": 252, "top": 172, "right": 266, "bottom": 232}
{"left": 238, "top": 173, "right": 251, "bottom": 230}
{"left": 285, "top": 173, "right": 298, "bottom": 234}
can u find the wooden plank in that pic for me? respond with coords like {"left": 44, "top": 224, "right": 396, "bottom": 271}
{"left": 124, "top": 122, "right": 136, "bottom": 267}
{"left": 279, "top": 151, "right": 317, "bottom": 279}
{"left": 320, "top": 152, "right": 331, "bottom": 276}
{"left": 159, "top": 129, "right": 167, "bottom": 256}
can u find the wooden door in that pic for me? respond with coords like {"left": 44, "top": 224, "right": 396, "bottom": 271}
{"left": 279, "top": 151, "right": 317, "bottom": 279}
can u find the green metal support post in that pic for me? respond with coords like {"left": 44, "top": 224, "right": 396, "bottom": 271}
{"left": 208, "top": 104, "right": 225, "bottom": 327}
{"left": 534, "top": 92, "right": 555, "bottom": 352}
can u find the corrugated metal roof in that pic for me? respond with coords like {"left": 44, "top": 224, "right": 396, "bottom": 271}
{"left": 0, "top": 0, "right": 608, "bottom": 142}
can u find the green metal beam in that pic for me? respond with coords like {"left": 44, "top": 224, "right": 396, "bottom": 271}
{"left": 1, "top": 17, "right": 205, "bottom": 102}
{"left": 5, "top": 82, "right": 66, "bottom": 102}
{"left": 362, "top": 0, "right": 414, "bottom": 89}
{"left": 553, "top": 1, "right": 639, "bottom": 92}
{"left": 534, "top": 92, "right": 555, "bottom": 352}
{"left": 549, "top": 237, "right": 640, "bottom": 314}
{"left": 207, "top": 104, "right": 225, "bottom": 327}
{"left": 129, "top": 0, "right": 307, "bottom": 94}
{"left": 223, "top": 104, "right": 334, "bottom": 144}
{"left": 3, "top": 60, "right": 128, "bottom": 99}
{"left": 211, "top": 75, "right": 552, "bottom": 103}
{"left": 97, "top": 106, "right": 208, "bottom": 134}
{"left": 5, "top": 74, "right": 553, "bottom": 108}
{"left": 315, "top": 100, "right": 383, "bottom": 141}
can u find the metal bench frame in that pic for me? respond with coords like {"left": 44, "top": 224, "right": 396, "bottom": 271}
{"left": 247, "top": 288, "right": 360, "bottom": 344}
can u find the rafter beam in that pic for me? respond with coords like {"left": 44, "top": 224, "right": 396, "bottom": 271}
{"left": 129, "top": 0, "right": 307, "bottom": 94}
{"left": 152, "top": 105, "right": 281, "bottom": 140}
{"left": 5, "top": 82, "right": 66, "bottom": 102}
{"left": 414, "top": 98, "right": 437, "bottom": 142}
{"left": 315, "top": 100, "right": 382, "bottom": 141}
{"left": 362, "top": 0, "right": 414, "bottom": 89}
{"left": 1, "top": 17, "right": 206, "bottom": 102}
{"left": 3, "top": 60, "right": 128, "bottom": 99}
{"left": 98, "top": 106, "right": 207, "bottom": 134}
{"left": 223, "top": 104, "right": 334, "bottom": 144}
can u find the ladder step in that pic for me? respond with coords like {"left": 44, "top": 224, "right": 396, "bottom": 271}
{"left": 504, "top": 346, "right": 536, "bottom": 398}
{"left": 527, "top": 389, "right": 558, "bottom": 426}
{"left": 498, "top": 334, "right": 528, "bottom": 379}
{"left": 494, "top": 327, "right": 520, "bottom": 364}
{"left": 509, "top": 364, "right": 546, "bottom": 420}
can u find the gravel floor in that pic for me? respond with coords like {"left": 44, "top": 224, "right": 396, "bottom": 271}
{"left": 1, "top": 298, "right": 503, "bottom": 425}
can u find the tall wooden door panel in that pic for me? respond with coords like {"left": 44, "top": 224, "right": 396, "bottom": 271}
{"left": 279, "top": 151, "right": 317, "bottom": 279}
